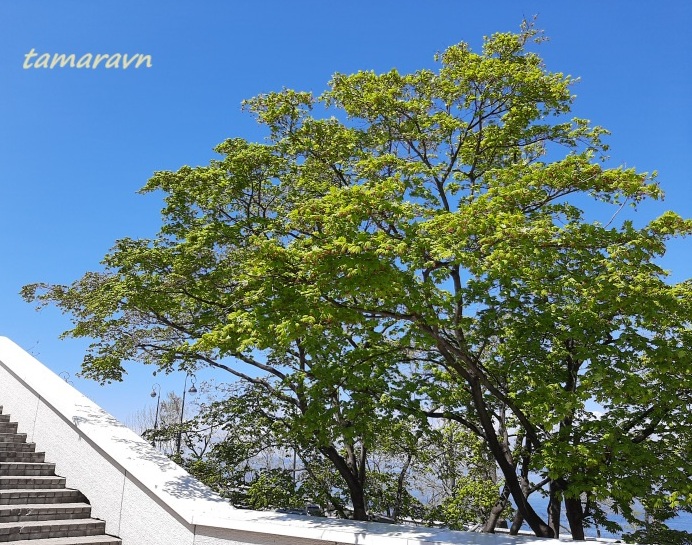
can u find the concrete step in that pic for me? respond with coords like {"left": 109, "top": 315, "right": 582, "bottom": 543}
{"left": 0, "top": 433, "right": 27, "bottom": 444}
{"left": 0, "top": 517, "right": 106, "bottom": 541}
{"left": 0, "top": 450, "right": 45, "bottom": 463}
{"left": 0, "top": 407, "right": 121, "bottom": 544}
{"left": 0, "top": 476, "right": 66, "bottom": 490}
{"left": 0, "top": 503, "right": 92, "bottom": 523}
{"left": 0, "top": 424, "right": 18, "bottom": 435}
{"left": 8, "top": 536, "right": 121, "bottom": 545}
{"left": 0, "top": 462, "right": 55, "bottom": 476}
{"left": 0, "top": 489, "right": 86, "bottom": 505}
{"left": 0, "top": 442, "right": 37, "bottom": 452}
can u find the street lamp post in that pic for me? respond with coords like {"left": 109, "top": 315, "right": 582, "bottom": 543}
{"left": 149, "top": 383, "right": 161, "bottom": 448}
{"left": 176, "top": 373, "right": 197, "bottom": 458}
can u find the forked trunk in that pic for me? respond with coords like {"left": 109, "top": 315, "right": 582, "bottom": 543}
{"left": 319, "top": 445, "right": 369, "bottom": 521}
{"left": 469, "top": 379, "right": 553, "bottom": 538}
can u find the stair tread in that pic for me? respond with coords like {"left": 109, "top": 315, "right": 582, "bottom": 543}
{"left": 0, "top": 488, "right": 80, "bottom": 493}
{"left": 0, "top": 488, "right": 84, "bottom": 501}
{"left": 5, "top": 536, "right": 121, "bottom": 544}
{"left": 0, "top": 460, "right": 55, "bottom": 469}
{"left": 0, "top": 461, "right": 53, "bottom": 465}
{"left": 0, "top": 517, "right": 103, "bottom": 528}
{"left": 0, "top": 475, "right": 64, "bottom": 485}
{"left": 0, "top": 475, "right": 63, "bottom": 479}
{"left": 0, "top": 502, "right": 90, "bottom": 512}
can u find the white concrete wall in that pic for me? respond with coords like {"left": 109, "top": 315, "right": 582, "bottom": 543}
{"left": 0, "top": 336, "right": 606, "bottom": 545}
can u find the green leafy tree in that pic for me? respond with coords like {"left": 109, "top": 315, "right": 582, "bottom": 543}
{"left": 226, "top": 25, "right": 692, "bottom": 538}
{"left": 623, "top": 522, "right": 692, "bottom": 545}
{"left": 23, "top": 22, "right": 692, "bottom": 538}
{"left": 622, "top": 501, "right": 692, "bottom": 545}
{"left": 163, "top": 383, "right": 275, "bottom": 500}
{"left": 409, "top": 420, "right": 512, "bottom": 530}
{"left": 438, "top": 475, "right": 505, "bottom": 530}
{"left": 153, "top": 380, "right": 427, "bottom": 519}
{"left": 246, "top": 469, "right": 303, "bottom": 510}
{"left": 24, "top": 205, "right": 413, "bottom": 520}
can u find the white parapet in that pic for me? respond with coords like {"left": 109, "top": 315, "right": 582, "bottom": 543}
{"left": 0, "top": 336, "right": 611, "bottom": 545}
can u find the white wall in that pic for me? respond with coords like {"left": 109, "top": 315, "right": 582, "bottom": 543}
{"left": 0, "top": 336, "right": 602, "bottom": 545}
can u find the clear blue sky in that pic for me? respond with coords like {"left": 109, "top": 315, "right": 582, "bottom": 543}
{"left": 1, "top": 1, "right": 690, "bottom": 423}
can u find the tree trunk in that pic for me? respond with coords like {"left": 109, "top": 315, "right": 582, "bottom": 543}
{"left": 487, "top": 437, "right": 550, "bottom": 537}
{"left": 510, "top": 511, "right": 524, "bottom": 535}
{"left": 509, "top": 468, "right": 530, "bottom": 535}
{"left": 319, "top": 445, "right": 368, "bottom": 521}
{"left": 483, "top": 483, "right": 510, "bottom": 532}
{"left": 468, "top": 379, "right": 553, "bottom": 538}
{"left": 393, "top": 453, "right": 412, "bottom": 521}
{"left": 547, "top": 480, "right": 562, "bottom": 538}
{"left": 564, "top": 496, "right": 585, "bottom": 541}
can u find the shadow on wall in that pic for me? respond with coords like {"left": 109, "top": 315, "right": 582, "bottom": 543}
{"left": 72, "top": 404, "right": 129, "bottom": 430}
{"left": 72, "top": 404, "right": 227, "bottom": 504}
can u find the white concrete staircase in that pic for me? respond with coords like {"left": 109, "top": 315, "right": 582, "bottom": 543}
{"left": 0, "top": 407, "right": 121, "bottom": 544}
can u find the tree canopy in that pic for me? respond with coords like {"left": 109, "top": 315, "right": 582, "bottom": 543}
{"left": 23, "top": 23, "right": 692, "bottom": 540}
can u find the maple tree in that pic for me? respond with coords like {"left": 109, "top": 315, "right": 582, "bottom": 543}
{"left": 24, "top": 23, "right": 692, "bottom": 538}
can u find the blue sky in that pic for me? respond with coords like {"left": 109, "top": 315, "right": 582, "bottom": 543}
{"left": 1, "top": 1, "right": 690, "bottom": 423}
